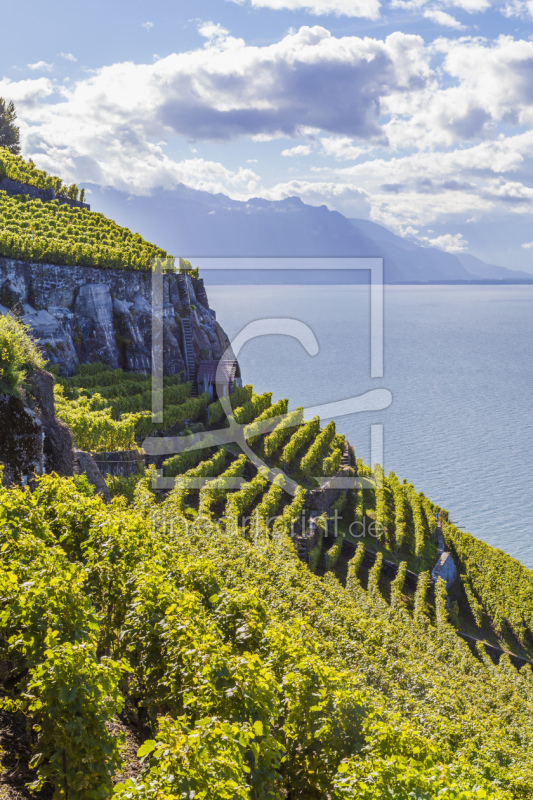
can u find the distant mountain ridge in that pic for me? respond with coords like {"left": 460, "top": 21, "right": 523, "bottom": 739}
{"left": 84, "top": 183, "right": 531, "bottom": 283}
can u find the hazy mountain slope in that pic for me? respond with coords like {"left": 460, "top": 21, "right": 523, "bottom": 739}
{"left": 84, "top": 183, "right": 523, "bottom": 282}
{"left": 348, "top": 218, "right": 472, "bottom": 281}
{"left": 456, "top": 252, "right": 530, "bottom": 280}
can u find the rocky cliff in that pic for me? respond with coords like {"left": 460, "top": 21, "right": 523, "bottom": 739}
{"left": 0, "top": 369, "right": 73, "bottom": 486}
{"left": 0, "top": 258, "right": 231, "bottom": 378}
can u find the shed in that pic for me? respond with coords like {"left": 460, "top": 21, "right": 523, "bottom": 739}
{"left": 197, "top": 359, "right": 241, "bottom": 401}
{"left": 431, "top": 551, "right": 458, "bottom": 590}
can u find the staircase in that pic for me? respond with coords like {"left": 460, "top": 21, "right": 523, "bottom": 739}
{"left": 177, "top": 273, "right": 192, "bottom": 313}
{"left": 295, "top": 536, "right": 311, "bottom": 563}
{"left": 180, "top": 316, "right": 198, "bottom": 395}
{"left": 177, "top": 274, "right": 198, "bottom": 395}
{"left": 340, "top": 444, "right": 351, "bottom": 467}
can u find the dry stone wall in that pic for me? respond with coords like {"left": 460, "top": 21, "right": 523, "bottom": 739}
{"left": 0, "top": 177, "right": 90, "bottom": 210}
{"left": 0, "top": 258, "right": 231, "bottom": 377}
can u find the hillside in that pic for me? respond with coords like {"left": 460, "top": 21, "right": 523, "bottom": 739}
{"left": 83, "top": 182, "right": 531, "bottom": 283}
{"left": 1, "top": 154, "right": 533, "bottom": 799}
{"left": 2, "top": 332, "right": 533, "bottom": 797}
{"left": 0, "top": 151, "right": 169, "bottom": 271}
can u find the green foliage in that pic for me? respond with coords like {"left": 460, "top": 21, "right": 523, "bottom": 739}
{"left": 207, "top": 384, "right": 253, "bottom": 425}
{"left": 389, "top": 471, "right": 408, "bottom": 550}
{"left": 462, "top": 574, "right": 484, "bottom": 628}
{"left": 0, "top": 472, "right": 531, "bottom": 798}
{"left": 254, "top": 478, "right": 285, "bottom": 525}
{"left": 0, "top": 103, "right": 20, "bottom": 155}
{"left": 374, "top": 465, "right": 393, "bottom": 547}
{"left": 55, "top": 366, "right": 209, "bottom": 450}
{"left": 18, "top": 640, "right": 123, "bottom": 798}
{"left": 163, "top": 446, "right": 214, "bottom": 478}
{"left": 367, "top": 552, "right": 383, "bottom": 599}
{"left": 106, "top": 471, "right": 145, "bottom": 502}
{"left": 414, "top": 571, "right": 431, "bottom": 625}
{"left": 282, "top": 415, "right": 320, "bottom": 466}
{"left": 445, "top": 521, "right": 533, "bottom": 642}
{"left": 323, "top": 444, "right": 343, "bottom": 477}
{"left": 198, "top": 455, "right": 247, "bottom": 515}
{"left": 407, "top": 483, "right": 428, "bottom": 559}
{"left": 54, "top": 387, "right": 140, "bottom": 451}
{"left": 244, "top": 397, "right": 289, "bottom": 445}
{"left": 0, "top": 485, "right": 123, "bottom": 795}
{"left": 225, "top": 470, "right": 268, "bottom": 523}
{"left": 272, "top": 486, "right": 306, "bottom": 538}
{"left": 390, "top": 561, "right": 407, "bottom": 610}
{"left": 308, "top": 527, "right": 323, "bottom": 574}
{"left": 233, "top": 392, "right": 272, "bottom": 425}
{"left": 435, "top": 577, "right": 449, "bottom": 628}
{"left": 0, "top": 314, "right": 44, "bottom": 394}
{"left": 345, "top": 542, "right": 365, "bottom": 596}
{"left": 300, "top": 420, "right": 336, "bottom": 475}
{"left": 0, "top": 188, "right": 170, "bottom": 270}
{"left": 326, "top": 533, "right": 344, "bottom": 571}
{"left": 263, "top": 407, "right": 304, "bottom": 457}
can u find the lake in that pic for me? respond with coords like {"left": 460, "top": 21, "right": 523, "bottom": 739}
{"left": 208, "top": 283, "right": 533, "bottom": 570}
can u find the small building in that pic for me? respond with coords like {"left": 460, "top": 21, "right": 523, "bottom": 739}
{"left": 197, "top": 359, "right": 241, "bottom": 401}
{"left": 431, "top": 551, "right": 457, "bottom": 590}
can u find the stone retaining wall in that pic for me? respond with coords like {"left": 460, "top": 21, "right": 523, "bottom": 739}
{"left": 0, "top": 177, "right": 90, "bottom": 210}
{"left": 91, "top": 450, "right": 145, "bottom": 478}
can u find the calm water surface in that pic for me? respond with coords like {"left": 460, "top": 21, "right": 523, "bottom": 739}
{"left": 208, "top": 284, "right": 533, "bottom": 569}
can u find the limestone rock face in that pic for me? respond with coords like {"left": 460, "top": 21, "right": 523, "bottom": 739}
{"left": 0, "top": 394, "right": 44, "bottom": 486}
{"left": 75, "top": 283, "right": 120, "bottom": 368}
{"left": 73, "top": 449, "right": 111, "bottom": 502}
{"left": 0, "top": 258, "right": 228, "bottom": 380}
{"left": 28, "top": 370, "right": 74, "bottom": 476}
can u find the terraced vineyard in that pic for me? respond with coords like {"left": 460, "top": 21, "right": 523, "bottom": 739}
{"left": 0, "top": 190, "right": 170, "bottom": 270}
{"left": 3, "top": 322, "right": 533, "bottom": 797}
{"left": 56, "top": 362, "right": 531, "bottom": 665}
{"left": 0, "top": 146, "right": 81, "bottom": 199}
{"left": 3, "top": 463, "right": 533, "bottom": 798}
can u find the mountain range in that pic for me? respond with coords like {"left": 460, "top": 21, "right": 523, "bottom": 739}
{"left": 84, "top": 183, "right": 531, "bottom": 283}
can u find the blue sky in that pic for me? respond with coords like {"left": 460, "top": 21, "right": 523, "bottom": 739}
{"left": 2, "top": 0, "right": 533, "bottom": 270}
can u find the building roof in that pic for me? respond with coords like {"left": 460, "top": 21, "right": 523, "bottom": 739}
{"left": 197, "top": 360, "right": 239, "bottom": 384}
{"left": 432, "top": 551, "right": 451, "bottom": 578}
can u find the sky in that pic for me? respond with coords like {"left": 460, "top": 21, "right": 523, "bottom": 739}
{"left": 1, "top": 0, "right": 533, "bottom": 271}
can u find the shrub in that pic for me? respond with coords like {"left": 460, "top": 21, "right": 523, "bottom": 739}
{"left": 0, "top": 314, "right": 44, "bottom": 394}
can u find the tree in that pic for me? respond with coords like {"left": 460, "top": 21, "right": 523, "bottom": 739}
{"left": 0, "top": 97, "right": 21, "bottom": 155}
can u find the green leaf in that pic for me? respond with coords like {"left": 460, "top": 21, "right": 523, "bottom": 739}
{"left": 137, "top": 740, "right": 156, "bottom": 757}
{"left": 28, "top": 752, "right": 44, "bottom": 769}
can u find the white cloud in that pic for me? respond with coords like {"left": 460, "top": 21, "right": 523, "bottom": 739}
{"left": 521, "top": 241, "right": 533, "bottom": 248}
{"left": 423, "top": 9, "right": 465, "bottom": 27}
{"left": 380, "top": 35, "right": 533, "bottom": 151}
{"left": 281, "top": 144, "right": 312, "bottom": 156}
{"left": 59, "top": 52, "right": 77, "bottom": 62}
{"left": 8, "top": 25, "right": 533, "bottom": 244}
{"left": 422, "top": 232, "right": 469, "bottom": 251}
{"left": 392, "top": 0, "right": 490, "bottom": 11}
{"left": 0, "top": 77, "right": 54, "bottom": 111}
{"left": 198, "top": 21, "right": 230, "bottom": 42}
{"left": 320, "top": 136, "right": 364, "bottom": 160}
{"left": 228, "top": 0, "right": 380, "bottom": 19}
{"left": 27, "top": 61, "right": 54, "bottom": 72}
{"left": 264, "top": 179, "right": 371, "bottom": 217}
{"left": 16, "top": 25, "right": 431, "bottom": 156}
{"left": 501, "top": 0, "right": 533, "bottom": 17}
{"left": 142, "top": 21, "right": 154, "bottom": 30}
